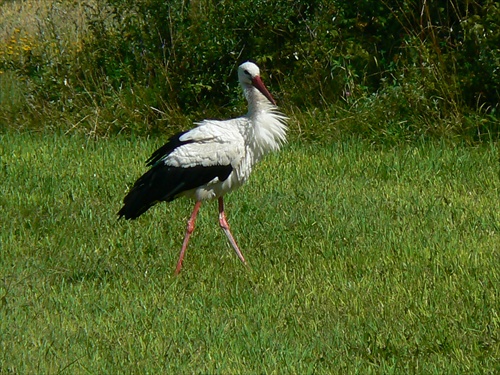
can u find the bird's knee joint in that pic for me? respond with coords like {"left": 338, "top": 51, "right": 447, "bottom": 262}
{"left": 219, "top": 219, "right": 230, "bottom": 230}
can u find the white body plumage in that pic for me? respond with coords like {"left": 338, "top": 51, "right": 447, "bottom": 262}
{"left": 166, "top": 107, "right": 287, "bottom": 201}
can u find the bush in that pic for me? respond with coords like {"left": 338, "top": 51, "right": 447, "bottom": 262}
{"left": 0, "top": 0, "right": 498, "bottom": 139}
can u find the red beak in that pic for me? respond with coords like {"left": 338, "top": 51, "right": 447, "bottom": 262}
{"left": 251, "top": 76, "right": 276, "bottom": 105}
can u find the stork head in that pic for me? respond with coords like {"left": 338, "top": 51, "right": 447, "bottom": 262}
{"left": 238, "top": 61, "right": 276, "bottom": 106}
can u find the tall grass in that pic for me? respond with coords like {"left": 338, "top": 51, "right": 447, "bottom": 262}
{"left": 1, "top": 132, "right": 499, "bottom": 373}
{"left": 1, "top": 0, "right": 499, "bottom": 140}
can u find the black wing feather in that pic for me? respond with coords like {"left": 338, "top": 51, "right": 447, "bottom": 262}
{"left": 117, "top": 163, "right": 232, "bottom": 220}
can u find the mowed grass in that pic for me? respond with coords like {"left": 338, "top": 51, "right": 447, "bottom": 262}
{"left": 0, "top": 132, "right": 499, "bottom": 374}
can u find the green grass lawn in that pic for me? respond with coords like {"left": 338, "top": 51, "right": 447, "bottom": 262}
{"left": 1, "top": 132, "right": 499, "bottom": 373}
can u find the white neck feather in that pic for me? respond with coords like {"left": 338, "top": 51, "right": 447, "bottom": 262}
{"left": 243, "top": 85, "right": 288, "bottom": 160}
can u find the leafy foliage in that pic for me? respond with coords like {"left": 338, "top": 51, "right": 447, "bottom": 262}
{"left": 0, "top": 0, "right": 498, "bottom": 139}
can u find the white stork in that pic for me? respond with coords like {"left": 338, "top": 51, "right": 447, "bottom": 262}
{"left": 118, "top": 61, "right": 288, "bottom": 274}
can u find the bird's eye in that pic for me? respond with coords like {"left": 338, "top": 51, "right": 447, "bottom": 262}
{"left": 244, "top": 69, "right": 250, "bottom": 76}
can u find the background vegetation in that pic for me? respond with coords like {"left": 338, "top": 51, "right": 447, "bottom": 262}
{"left": 1, "top": 0, "right": 499, "bottom": 140}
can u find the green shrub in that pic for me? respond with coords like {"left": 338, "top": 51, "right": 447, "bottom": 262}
{"left": 0, "top": 0, "right": 498, "bottom": 139}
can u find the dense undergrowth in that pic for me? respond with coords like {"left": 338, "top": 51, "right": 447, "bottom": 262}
{"left": 0, "top": 0, "right": 499, "bottom": 141}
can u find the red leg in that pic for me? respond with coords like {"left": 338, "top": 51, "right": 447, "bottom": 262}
{"left": 218, "top": 197, "right": 247, "bottom": 265}
{"left": 174, "top": 201, "right": 202, "bottom": 275}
